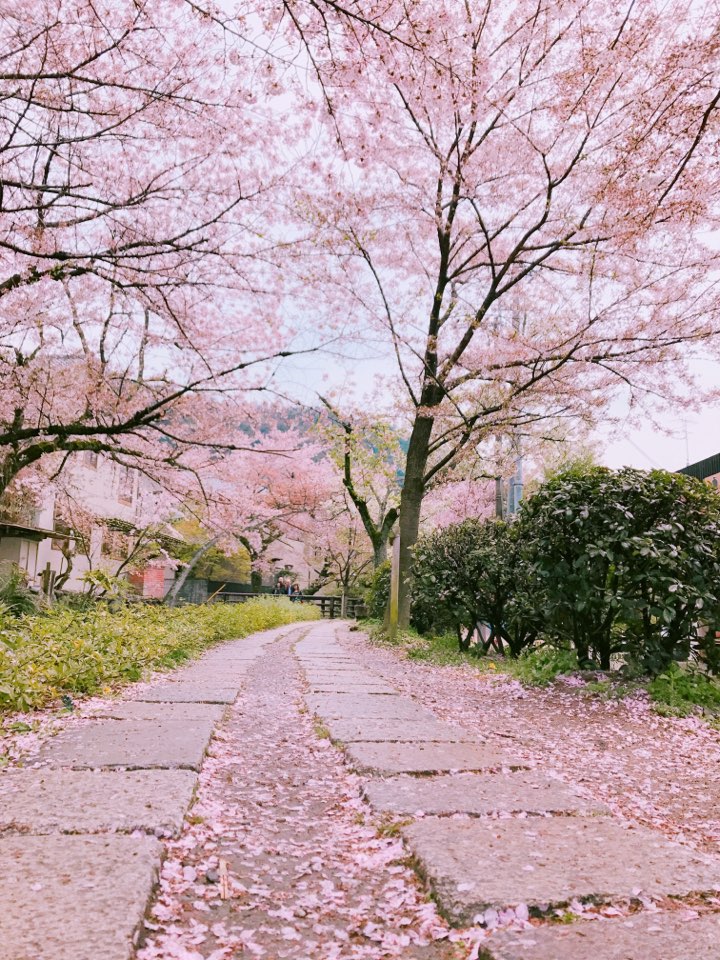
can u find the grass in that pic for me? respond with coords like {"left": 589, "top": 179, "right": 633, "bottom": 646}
{"left": 364, "top": 618, "right": 581, "bottom": 684}
{"left": 503, "top": 646, "right": 578, "bottom": 686}
{"left": 365, "top": 619, "right": 479, "bottom": 667}
{"left": 648, "top": 662, "right": 720, "bottom": 717}
{"left": 0, "top": 597, "right": 320, "bottom": 713}
{"left": 312, "top": 718, "right": 330, "bottom": 739}
{"left": 375, "top": 814, "right": 413, "bottom": 838}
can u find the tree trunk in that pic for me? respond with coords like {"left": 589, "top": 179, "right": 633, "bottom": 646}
{"left": 373, "top": 540, "right": 388, "bottom": 567}
{"left": 397, "top": 415, "right": 434, "bottom": 628}
{"left": 53, "top": 546, "right": 75, "bottom": 594}
{"left": 596, "top": 632, "right": 611, "bottom": 671}
{"left": 165, "top": 535, "right": 221, "bottom": 607}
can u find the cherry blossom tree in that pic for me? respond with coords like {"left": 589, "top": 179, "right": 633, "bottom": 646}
{"left": 421, "top": 479, "right": 495, "bottom": 531}
{"left": 316, "top": 399, "right": 403, "bottom": 565}
{"left": 291, "top": 0, "right": 720, "bottom": 623}
{"left": 298, "top": 489, "right": 374, "bottom": 594}
{"left": 166, "top": 432, "right": 335, "bottom": 602}
{"left": 0, "top": 0, "right": 313, "bottom": 498}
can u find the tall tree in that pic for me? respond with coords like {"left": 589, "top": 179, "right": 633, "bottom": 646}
{"left": 293, "top": 0, "right": 720, "bottom": 624}
{"left": 316, "top": 399, "right": 402, "bottom": 565}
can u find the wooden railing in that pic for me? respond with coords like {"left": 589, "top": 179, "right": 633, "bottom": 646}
{"left": 213, "top": 591, "right": 363, "bottom": 619}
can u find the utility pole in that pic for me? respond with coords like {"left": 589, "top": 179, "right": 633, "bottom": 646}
{"left": 509, "top": 447, "right": 524, "bottom": 516}
{"left": 495, "top": 476, "right": 505, "bottom": 518}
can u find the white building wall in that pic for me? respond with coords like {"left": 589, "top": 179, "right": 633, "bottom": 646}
{"left": 10, "top": 453, "right": 150, "bottom": 592}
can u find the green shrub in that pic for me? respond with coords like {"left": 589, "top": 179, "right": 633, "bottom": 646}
{"left": 649, "top": 663, "right": 720, "bottom": 716}
{"left": 365, "top": 561, "right": 391, "bottom": 619}
{"left": 0, "top": 563, "right": 38, "bottom": 616}
{"left": 506, "top": 646, "right": 578, "bottom": 686}
{"left": 0, "top": 597, "right": 319, "bottom": 713}
{"left": 411, "top": 519, "right": 539, "bottom": 654}
{"left": 518, "top": 467, "right": 720, "bottom": 673}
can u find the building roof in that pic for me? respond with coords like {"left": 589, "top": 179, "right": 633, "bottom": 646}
{"left": 677, "top": 452, "right": 720, "bottom": 481}
{"left": 0, "top": 522, "right": 72, "bottom": 543}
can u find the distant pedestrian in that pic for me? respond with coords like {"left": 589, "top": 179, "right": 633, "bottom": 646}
{"left": 289, "top": 581, "right": 301, "bottom": 602}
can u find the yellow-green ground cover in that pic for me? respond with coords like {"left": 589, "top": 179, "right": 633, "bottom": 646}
{"left": 0, "top": 598, "right": 319, "bottom": 712}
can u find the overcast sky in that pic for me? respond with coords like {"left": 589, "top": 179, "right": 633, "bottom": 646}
{"left": 600, "top": 355, "right": 720, "bottom": 472}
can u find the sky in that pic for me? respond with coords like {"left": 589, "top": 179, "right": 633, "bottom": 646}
{"left": 280, "top": 339, "right": 720, "bottom": 476}
{"left": 603, "top": 397, "right": 720, "bottom": 472}
{"left": 600, "top": 356, "right": 720, "bottom": 472}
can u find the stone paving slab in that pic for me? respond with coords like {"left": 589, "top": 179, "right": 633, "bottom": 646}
{"left": 200, "top": 649, "right": 267, "bottom": 661}
{"left": 0, "top": 834, "right": 161, "bottom": 960}
{"left": 485, "top": 911, "right": 720, "bottom": 959}
{"left": 345, "top": 740, "right": 517, "bottom": 772}
{"left": 304, "top": 663, "right": 383, "bottom": 671}
{"left": 362, "top": 772, "right": 603, "bottom": 815}
{"left": 0, "top": 769, "right": 197, "bottom": 837}
{"left": 198, "top": 641, "right": 276, "bottom": 661}
{"left": 133, "top": 682, "right": 239, "bottom": 703}
{"left": 40, "top": 718, "right": 215, "bottom": 770}
{"left": 310, "top": 682, "right": 396, "bottom": 694}
{"left": 309, "top": 679, "right": 390, "bottom": 686}
{"left": 307, "top": 692, "right": 433, "bottom": 721}
{"left": 305, "top": 674, "right": 395, "bottom": 690}
{"left": 91, "top": 701, "right": 225, "bottom": 722}
{"left": 325, "top": 717, "right": 477, "bottom": 743}
{"left": 403, "top": 817, "right": 720, "bottom": 924}
{"left": 164, "top": 666, "right": 248, "bottom": 684}
{"left": 304, "top": 668, "right": 382, "bottom": 677}
{"left": 296, "top": 648, "right": 357, "bottom": 655}
{"left": 298, "top": 657, "right": 359, "bottom": 665}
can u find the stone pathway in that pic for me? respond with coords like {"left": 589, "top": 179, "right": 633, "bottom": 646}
{"left": 295, "top": 626, "right": 720, "bottom": 957}
{"left": 138, "top": 624, "right": 457, "bottom": 959}
{"left": 0, "top": 623, "right": 293, "bottom": 960}
{"left": 5, "top": 620, "right": 720, "bottom": 958}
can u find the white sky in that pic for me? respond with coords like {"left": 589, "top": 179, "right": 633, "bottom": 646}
{"left": 602, "top": 395, "right": 720, "bottom": 472}
{"left": 278, "top": 345, "right": 720, "bottom": 475}
{"left": 599, "top": 355, "right": 720, "bottom": 472}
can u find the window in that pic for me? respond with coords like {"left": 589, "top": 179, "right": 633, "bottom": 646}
{"left": 101, "top": 528, "right": 130, "bottom": 560}
{"left": 52, "top": 523, "right": 72, "bottom": 552}
{"left": 52, "top": 524, "right": 88, "bottom": 554}
{"left": 84, "top": 450, "right": 99, "bottom": 469}
{"left": 116, "top": 465, "right": 135, "bottom": 505}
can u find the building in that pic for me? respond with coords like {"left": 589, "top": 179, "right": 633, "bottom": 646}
{"left": 264, "top": 536, "right": 323, "bottom": 591}
{"left": 0, "top": 453, "right": 178, "bottom": 596}
{"left": 677, "top": 453, "right": 720, "bottom": 488}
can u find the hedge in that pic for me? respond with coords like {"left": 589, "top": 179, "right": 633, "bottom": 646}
{"left": 411, "top": 467, "right": 720, "bottom": 675}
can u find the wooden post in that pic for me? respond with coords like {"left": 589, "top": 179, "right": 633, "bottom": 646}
{"left": 340, "top": 593, "right": 347, "bottom": 619}
{"left": 387, "top": 531, "right": 400, "bottom": 639}
{"left": 41, "top": 562, "right": 56, "bottom": 604}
